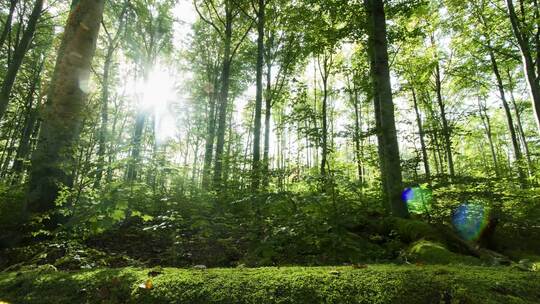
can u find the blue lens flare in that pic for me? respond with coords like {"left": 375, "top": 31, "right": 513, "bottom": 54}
{"left": 452, "top": 202, "right": 489, "bottom": 241}
{"left": 401, "top": 186, "right": 432, "bottom": 214}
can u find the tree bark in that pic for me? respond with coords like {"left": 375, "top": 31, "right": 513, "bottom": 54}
{"left": 26, "top": 0, "right": 105, "bottom": 214}
{"left": 365, "top": 0, "right": 408, "bottom": 218}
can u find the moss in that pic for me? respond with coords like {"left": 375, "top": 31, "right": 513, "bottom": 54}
{"left": 1, "top": 265, "right": 539, "bottom": 303}
{"left": 405, "top": 240, "right": 481, "bottom": 265}
{"left": 390, "top": 218, "right": 443, "bottom": 243}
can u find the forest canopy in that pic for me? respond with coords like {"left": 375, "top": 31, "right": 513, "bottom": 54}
{"left": 0, "top": 0, "right": 540, "bottom": 302}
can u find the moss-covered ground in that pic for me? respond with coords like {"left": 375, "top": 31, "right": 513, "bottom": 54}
{"left": 0, "top": 265, "right": 539, "bottom": 303}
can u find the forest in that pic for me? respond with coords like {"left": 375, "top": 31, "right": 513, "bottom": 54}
{"left": 0, "top": 0, "right": 540, "bottom": 303}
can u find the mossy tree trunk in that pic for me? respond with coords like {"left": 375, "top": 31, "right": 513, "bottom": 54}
{"left": 26, "top": 0, "right": 105, "bottom": 214}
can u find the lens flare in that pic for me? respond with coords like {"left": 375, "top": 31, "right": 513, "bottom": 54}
{"left": 452, "top": 203, "right": 489, "bottom": 241}
{"left": 401, "top": 186, "right": 432, "bottom": 214}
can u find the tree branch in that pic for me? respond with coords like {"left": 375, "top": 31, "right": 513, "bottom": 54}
{"left": 194, "top": 0, "right": 224, "bottom": 40}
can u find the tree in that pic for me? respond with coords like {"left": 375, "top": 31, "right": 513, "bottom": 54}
{"left": 364, "top": 0, "right": 408, "bottom": 218}
{"left": 251, "top": 0, "right": 266, "bottom": 190}
{"left": 26, "top": 0, "right": 105, "bottom": 215}
{"left": 94, "top": 0, "right": 129, "bottom": 188}
{"left": 505, "top": 0, "right": 540, "bottom": 134}
{"left": 261, "top": 0, "right": 300, "bottom": 188}
{"left": 194, "top": 0, "right": 254, "bottom": 189}
{"left": 0, "top": 0, "right": 18, "bottom": 51}
{"left": 124, "top": 0, "right": 174, "bottom": 182}
{"left": 0, "top": 0, "right": 43, "bottom": 122}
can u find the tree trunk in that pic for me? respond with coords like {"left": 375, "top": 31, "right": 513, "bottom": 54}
{"left": 94, "top": 47, "right": 113, "bottom": 187}
{"left": 202, "top": 83, "right": 217, "bottom": 189}
{"left": 126, "top": 112, "right": 146, "bottom": 181}
{"left": 0, "top": 0, "right": 43, "bottom": 122}
{"left": 506, "top": 0, "right": 540, "bottom": 134}
{"left": 411, "top": 87, "right": 430, "bottom": 180}
{"left": 365, "top": 0, "right": 408, "bottom": 218}
{"left": 353, "top": 87, "right": 364, "bottom": 184}
{"left": 26, "top": 0, "right": 105, "bottom": 214}
{"left": 478, "top": 98, "right": 499, "bottom": 178}
{"left": 488, "top": 49, "right": 526, "bottom": 187}
{"left": 0, "top": 0, "right": 17, "bottom": 51}
{"left": 0, "top": 114, "right": 23, "bottom": 176}
{"left": 223, "top": 107, "right": 234, "bottom": 184}
{"left": 11, "top": 59, "right": 44, "bottom": 181}
{"left": 213, "top": 7, "right": 233, "bottom": 189}
{"left": 318, "top": 53, "right": 330, "bottom": 179}
{"left": 433, "top": 57, "right": 455, "bottom": 177}
{"left": 251, "top": 0, "right": 265, "bottom": 190}
{"left": 94, "top": 2, "right": 128, "bottom": 188}
{"left": 262, "top": 58, "right": 272, "bottom": 188}
{"left": 507, "top": 68, "right": 533, "bottom": 175}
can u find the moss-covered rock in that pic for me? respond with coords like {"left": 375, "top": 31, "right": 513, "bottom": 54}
{"left": 403, "top": 240, "right": 481, "bottom": 265}
{"left": 1, "top": 265, "right": 539, "bottom": 303}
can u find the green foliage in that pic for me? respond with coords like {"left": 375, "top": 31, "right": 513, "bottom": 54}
{"left": 0, "top": 183, "right": 26, "bottom": 248}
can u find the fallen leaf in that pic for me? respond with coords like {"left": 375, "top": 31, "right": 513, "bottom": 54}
{"left": 139, "top": 279, "right": 153, "bottom": 290}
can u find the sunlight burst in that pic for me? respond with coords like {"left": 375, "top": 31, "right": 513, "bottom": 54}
{"left": 138, "top": 64, "right": 179, "bottom": 145}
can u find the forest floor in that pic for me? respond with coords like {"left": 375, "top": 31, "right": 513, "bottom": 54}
{"left": 1, "top": 265, "right": 540, "bottom": 303}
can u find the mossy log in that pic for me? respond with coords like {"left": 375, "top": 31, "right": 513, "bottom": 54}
{"left": 1, "top": 266, "right": 539, "bottom": 303}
